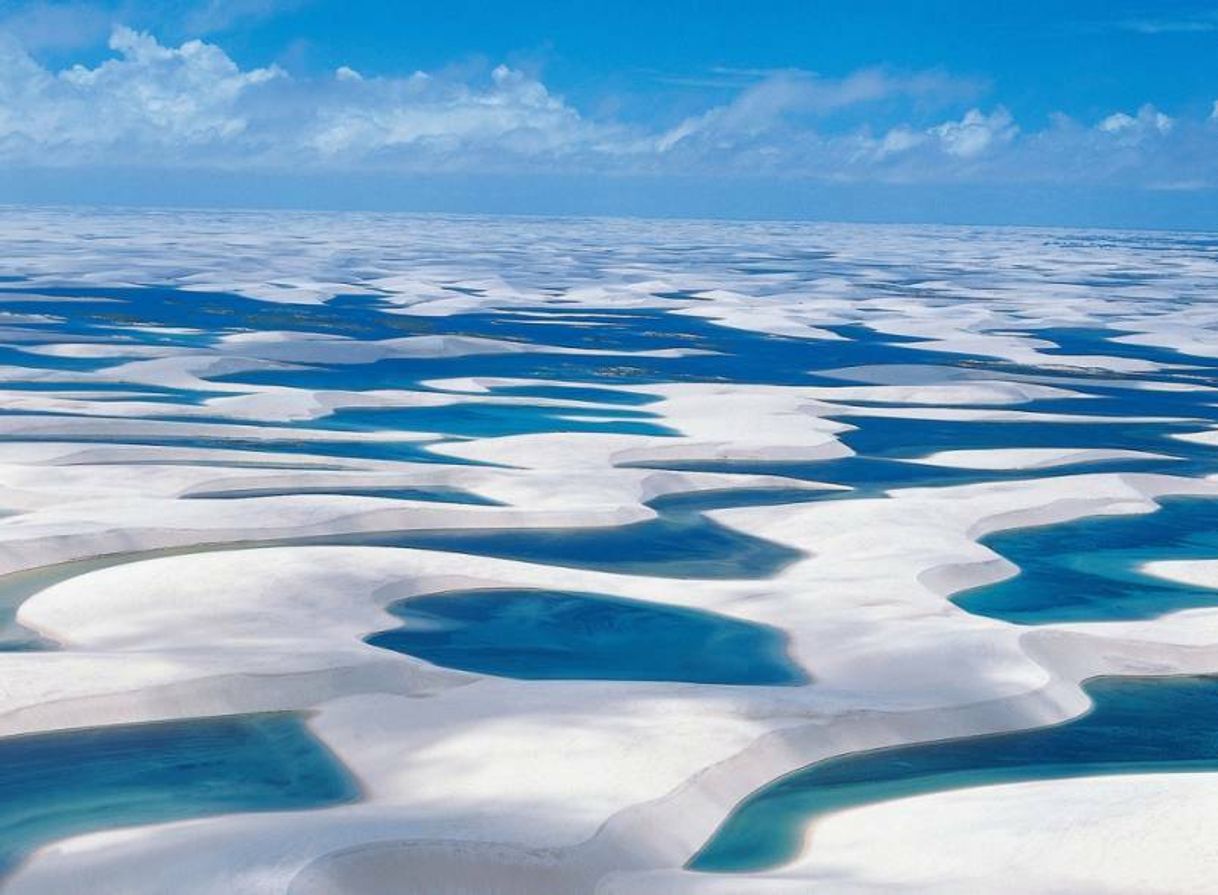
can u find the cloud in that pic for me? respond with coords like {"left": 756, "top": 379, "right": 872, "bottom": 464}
{"left": 930, "top": 107, "right": 1017, "bottom": 158}
{"left": 0, "top": 26, "right": 1215, "bottom": 191}
{"left": 1099, "top": 104, "right": 1174, "bottom": 136}
{"left": 874, "top": 125, "right": 927, "bottom": 158}
{"left": 870, "top": 111, "right": 1017, "bottom": 163}
{"left": 656, "top": 67, "right": 980, "bottom": 152}
{"left": 0, "top": 27, "right": 619, "bottom": 169}
{"left": 0, "top": 26, "right": 284, "bottom": 160}
{"left": 306, "top": 63, "right": 616, "bottom": 165}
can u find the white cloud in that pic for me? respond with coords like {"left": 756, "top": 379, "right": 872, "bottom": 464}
{"left": 0, "top": 26, "right": 1215, "bottom": 191}
{"left": 874, "top": 125, "right": 927, "bottom": 158}
{"left": 306, "top": 63, "right": 617, "bottom": 165}
{"left": 930, "top": 108, "right": 1017, "bottom": 158}
{"left": 0, "top": 27, "right": 617, "bottom": 169}
{"left": 1099, "top": 112, "right": 1136, "bottom": 133}
{"left": 1099, "top": 104, "right": 1174, "bottom": 135}
{"left": 0, "top": 26, "right": 284, "bottom": 158}
{"left": 657, "top": 67, "right": 979, "bottom": 152}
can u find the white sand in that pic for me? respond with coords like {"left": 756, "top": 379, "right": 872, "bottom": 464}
{"left": 913, "top": 447, "right": 1176, "bottom": 470}
{"left": 0, "top": 211, "right": 1216, "bottom": 893}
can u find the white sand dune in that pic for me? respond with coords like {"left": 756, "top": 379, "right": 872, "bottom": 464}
{"left": 0, "top": 210, "right": 1216, "bottom": 893}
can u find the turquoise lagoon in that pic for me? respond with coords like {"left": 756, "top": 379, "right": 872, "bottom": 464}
{"left": 367, "top": 587, "right": 806, "bottom": 685}
{"left": 3, "top": 237, "right": 1218, "bottom": 879}
{"left": 958, "top": 497, "right": 1218, "bottom": 623}
{"left": 0, "top": 712, "right": 356, "bottom": 874}
{"left": 692, "top": 675, "right": 1218, "bottom": 872}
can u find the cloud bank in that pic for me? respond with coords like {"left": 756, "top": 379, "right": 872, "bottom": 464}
{"left": 1, "top": 26, "right": 1216, "bottom": 190}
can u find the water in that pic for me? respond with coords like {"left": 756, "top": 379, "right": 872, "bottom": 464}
{"left": 355, "top": 512, "right": 803, "bottom": 579}
{"left": 0, "top": 553, "right": 168, "bottom": 650}
{"left": 315, "top": 402, "right": 675, "bottom": 438}
{"left": 624, "top": 451, "right": 1179, "bottom": 498}
{"left": 835, "top": 415, "right": 1200, "bottom": 464}
{"left": 957, "top": 497, "right": 1218, "bottom": 623}
{"left": 484, "top": 383, "right": 660, "bottom": 406}
{"left": 356, "top": 486, "right": 820, "bottom": 581}
{"left": 211, "top": 309, "right": 986, "bottom": 393}
{"left": 182, "top": 484, "right": 501, "bottom": 505}
{"left": 0, "top": 712, "right": 356, "bottom": 875}
{"left": 0, "top": 486, "right": 814, "bottom": 653}
{"left": 6, "top": 223, "right": 1218, "bottom": 886}
{"left": 368, "top": 587, "right": 807, "bottom": 685}
{"left": 691, "top": 675, "right": 1218, "bottom": 872}
{"left": 0, "top": 284, "right": 945, "bottom": 392}
{"left": 8, "top": 282, "right": 1212, "bottom": 484}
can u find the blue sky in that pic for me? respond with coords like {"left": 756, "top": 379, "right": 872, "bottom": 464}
{"left": 1, "top": 0, "right": 1217, "bottom": 227}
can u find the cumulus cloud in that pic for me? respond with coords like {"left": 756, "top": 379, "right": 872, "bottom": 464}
{"left": 1099, "top": 104, "right": 1174, "bottom": 136}
{"left": 0, "top": 27, "right": 620, "bottom": 170}
{"left": 868, "top": 109, "right": 1018, "bottom": 163}
{"left": 306, "top": 64, "right": 612, "bottom": 165}
{"left": 0, "top": 26, "right": 284, "bottom": 162}
{"left": 930, "top": 107, "right": 1018, "bottom": 158}
{"left": 0, "top": 26, "right": 1215, "bottom": 190}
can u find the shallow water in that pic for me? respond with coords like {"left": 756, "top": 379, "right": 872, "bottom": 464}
{"left": 355, "top": 511, "right": 803, "bottom": 579}
{"left": 957, "top": 497, "right": 1218, "bottom": 623}
{"left": 0, "top": 554, "right": 149, "bottom": 650}
{"left": 5, "top": 223, "right": 1218, "bottom": 883}
{"left": 368, "top": 587, "right": 807, "bottom": 684}
{"left": 691, "top": 675, "right": 1218, "bottom": 872}
{"left": 0, "top": 487, "right": 807, "bottom": 652}
{"left": 627, "top": 451, "right": 1177, "bottom": 496}
{"left": 835, "top": 414, "right": 1200, "bottom": 464}
{"left": 316, "top": 401, "right": 676, "bottom": 438}
{"left": 0, "top": 712, "right": 356, "bottom": 874}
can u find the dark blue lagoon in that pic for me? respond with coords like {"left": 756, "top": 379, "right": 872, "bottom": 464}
{"left": 367, "top": 587, "right": 807, "bottom": 684}
{"left": 211, "top": 306, "right": 987, "bottom": 394}
{"left": 956, "top": 497, "right": 1218, "bottom": 624}
{"left": 357, "top": 510, "right": 802, "bottom": 579}
{"left": 691, "top": 675, "right": 1218, "bottom": 873}
{"left": 315, "top": 401, "right": 675, "bottom": 438}
{"left": 835, "top": 413, "right": 1201, "bottom": 462}
{"left": 482, "top": 383, "right": 660, "bottom": 406}
{"left": 0, "top": 712, "right": 357, "bottom": 875}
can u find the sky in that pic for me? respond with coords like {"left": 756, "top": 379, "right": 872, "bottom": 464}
{"left": 0, "top": 0, "right": 1217, "bottom": 227}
